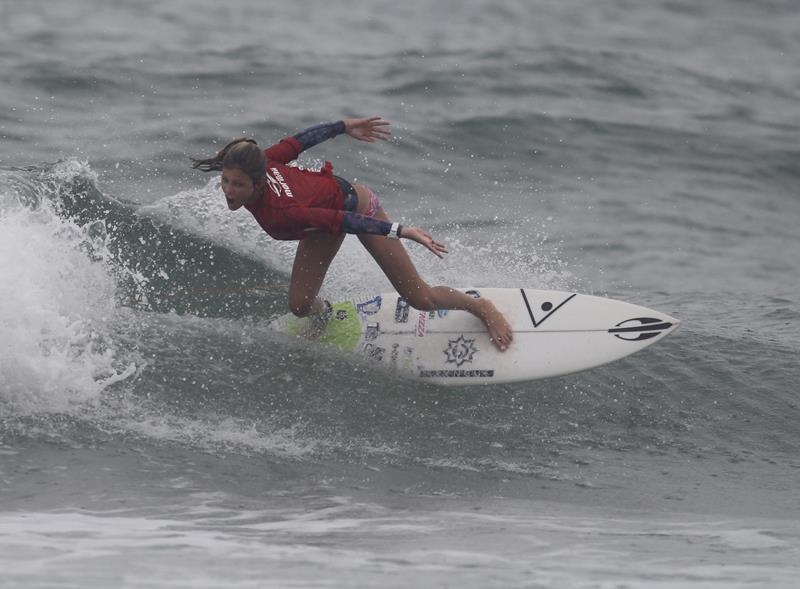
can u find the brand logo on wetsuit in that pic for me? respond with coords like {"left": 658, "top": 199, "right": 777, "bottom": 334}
{"left": 266, "top": 168, "right": 294, "bottom": 198}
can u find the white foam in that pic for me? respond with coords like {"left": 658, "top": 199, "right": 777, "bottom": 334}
{"left": 1, "top": 505, "right": 798, "bottom": 589}
{"left": 0, "top": 177, "right": 135, "bottom": 414}
{"left": 111, "top": 407, "right": 322, "bottom": 460}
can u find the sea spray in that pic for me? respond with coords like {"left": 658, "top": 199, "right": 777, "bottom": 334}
{"left": 0, "top": 167, "right": 135, "bottom": 413}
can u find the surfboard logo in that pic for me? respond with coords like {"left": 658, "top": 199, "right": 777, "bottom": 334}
{"left": 520, "top": 289, "right": 577, "bottom": 327}
{"left": 444, "top": 335, "right": 478, "bottom": 367}
{"left": 356, "top": 295, "right": 382, "bottom": 316}
{"left": 609, "top": 317, "right": 674, "bottom": 341}
{"left": 363, "top": 343, "right": 385, "bottom": 362}
{"left": 394, "top": 297, "right": 410, "bottom": 323}
{"left": 365, "top": 322, "right": 380, "bottom": 341}
{"left": 417, "top": 312, "right": 427, "bottom": 337}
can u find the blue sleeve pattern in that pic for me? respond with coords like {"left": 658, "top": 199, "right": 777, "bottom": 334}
{"left": 340, "top": 212, "right": 393, "bottom": 236}
{"left": 294, "top": 121, "right": 346, "bottom": 151}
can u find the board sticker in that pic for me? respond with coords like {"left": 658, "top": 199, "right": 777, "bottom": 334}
{"left": 287, "top": 301, "right": 362, "bottom": 352}
{"left": 356, "top": 295, "right": 382, "bottom": 316}
{"left": 394, "top": 297, "right": 410, "bottom": 323}
{"left": 444, "top": 335, "right": 479, "bottom": 367}
{"left": 520, "top": 290, "right": 577, "bottom": 327}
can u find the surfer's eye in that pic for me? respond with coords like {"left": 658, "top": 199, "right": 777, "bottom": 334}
{"left": 222, "top": 176, "right": 243, "bottom": 188}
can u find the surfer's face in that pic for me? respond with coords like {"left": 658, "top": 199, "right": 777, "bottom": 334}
{"left": 221, "top": 166, "right": 258, "bottom": 210}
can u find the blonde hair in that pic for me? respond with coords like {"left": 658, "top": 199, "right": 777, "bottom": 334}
{"left": 191, "top": 137, "right": 266, "bottom": 181}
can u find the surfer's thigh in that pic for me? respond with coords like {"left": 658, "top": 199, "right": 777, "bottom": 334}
{"left": 353, "top": 184, "right": 435, "bottom": 307}
{"left": 357, "top": 231, "right": 434, "bottom": 309}
{"left": 288, "top": 231, "right": 345, "bottom": 316}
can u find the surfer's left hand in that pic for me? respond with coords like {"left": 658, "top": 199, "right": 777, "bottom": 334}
{"left": 399, "top": 226, "right": 448, "bottom": 259}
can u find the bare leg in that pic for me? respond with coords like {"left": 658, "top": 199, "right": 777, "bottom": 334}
{"left": 353, "top": 184, "right": 513, "bottom": 351}
{"left": 288, "top": 231, "right": 345, "bottom": 317}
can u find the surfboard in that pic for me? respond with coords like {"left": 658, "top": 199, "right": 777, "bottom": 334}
{"left": 269, "top": 288, "right": 680, "bottom": 385}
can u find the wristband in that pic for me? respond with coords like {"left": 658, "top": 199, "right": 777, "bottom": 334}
{"left": 387, "top": 222, "right": 402, "bottom": 240}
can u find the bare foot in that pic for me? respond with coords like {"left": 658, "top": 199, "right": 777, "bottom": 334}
{"left": 477, "top": 298, "right": 513, "bottom": 351}
{"left": 298, "top": 300, "right": 333, "bottom": 339}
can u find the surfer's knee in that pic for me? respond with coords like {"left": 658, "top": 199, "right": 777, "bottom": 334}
{"left": 399, "top": 286, "right": 436, "bottom": 312}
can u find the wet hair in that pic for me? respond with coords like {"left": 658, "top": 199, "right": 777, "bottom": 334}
{"left": 191, "top": 137, "right": 266, "bottom": 182}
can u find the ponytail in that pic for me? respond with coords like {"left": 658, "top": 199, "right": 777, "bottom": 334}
{"left": 191, "top": 137, "right": 265, "bottom": 181}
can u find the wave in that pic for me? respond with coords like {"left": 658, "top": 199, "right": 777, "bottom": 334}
{"left": 1, "top": 161, "right": 797, "bottom": 478}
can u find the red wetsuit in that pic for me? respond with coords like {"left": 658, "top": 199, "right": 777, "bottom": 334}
{"left": 244, "top": 136, "right": 347, "bottom": 240}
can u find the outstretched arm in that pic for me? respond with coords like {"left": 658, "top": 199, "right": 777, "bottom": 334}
{"left": 340, "top": 214, "right": 448, "bottom": 259}
{"left": 293, "top": 117, "right": 391, "bottom": 152}
{"left": 268, "top": 116, "right": 392, "bottom": 164}
{"left": 286, "top": 207, "right": 447, "bottom": 260}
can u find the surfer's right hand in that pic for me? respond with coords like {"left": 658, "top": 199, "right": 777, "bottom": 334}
{"left": 343, "top": 117, "right": 392, "bottom": 143}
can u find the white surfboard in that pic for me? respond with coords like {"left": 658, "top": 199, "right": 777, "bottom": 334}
{"left": 269, "top": 288, "right": 680, "bottom": 385}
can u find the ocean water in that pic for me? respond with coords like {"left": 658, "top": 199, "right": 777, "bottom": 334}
{"left": 2, "top": 0, "right": 799, "bottom": 587}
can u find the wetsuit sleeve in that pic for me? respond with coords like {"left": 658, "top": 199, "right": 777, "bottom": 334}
{"left": 340, "top": 212, "right": 393, "bottom": 236}
{"left": 284, "top": 208, "right": 393, "bottom": 237}
{"left": 293, "top": 121, "right": 346, "bottom": 151}
{"left": 263, "top": 121, "right": 345, "bottom": 164}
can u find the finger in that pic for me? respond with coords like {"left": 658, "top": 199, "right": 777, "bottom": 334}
{"left": 363, "top": 118, "right": 387, "bottom": 130}
{"left": 368, "top": 120, "right": 391, "bottom": 131}
{"left": 429, "top": 241, "right": 447, "bottom": 257}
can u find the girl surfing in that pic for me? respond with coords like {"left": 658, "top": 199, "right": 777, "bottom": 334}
{"left": 191, "top": 116, "right": 512, "bottom": 351}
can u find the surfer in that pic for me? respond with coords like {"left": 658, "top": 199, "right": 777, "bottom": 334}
{"left": 191, "top": 116, "right": 513, "bottom": 351}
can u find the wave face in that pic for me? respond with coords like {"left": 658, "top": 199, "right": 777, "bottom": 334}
{"left": 1, "top": 161, "right": 797, "bottom": 480}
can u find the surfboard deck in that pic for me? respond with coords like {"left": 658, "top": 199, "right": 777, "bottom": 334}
{"left": 269, "top": 288, "right": 680, "bottom": 385}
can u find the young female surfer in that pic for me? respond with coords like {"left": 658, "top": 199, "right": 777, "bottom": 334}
{"left": 191, "top": 116, "right": 513, "bottom": 351}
